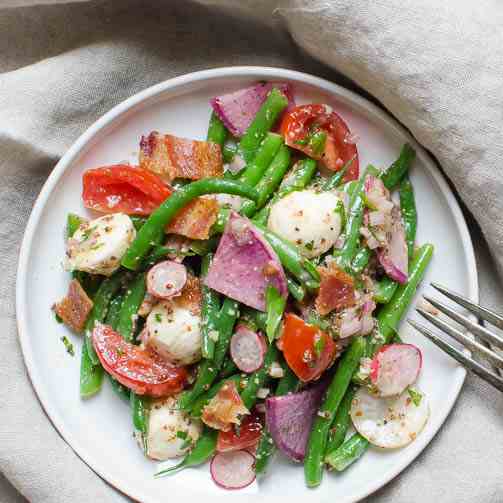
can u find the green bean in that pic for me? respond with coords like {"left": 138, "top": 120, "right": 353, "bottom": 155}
{"left": 155, "top": 427, "right": 218, "bottom": 477}
{"left": 238, "top": 87, "right": 289, "bottom": 163}
{"left": 325, "top": 433, "right": 369, "bottom": 471}
{"left": 108, "top": 376, "right": 130, "bottom": 401}
{"left": 255, "top": 365, "right": 299, "bottom": 475}
{"left": 131, "top": 393, "right": 149, "bottom": 433}
{"left": 240, "top": 144, "right": 291, "bottom": 216}
{"left": 240, "top": 307, "right": 267, "bottom": 333}
{"left": 341, "top": 180, "right": 358, "bottom": 199}
{"left": 371, "top": 243, "right": 434, "bottom": 354}
{"left": 200, "top": 254, "right": 221, "bottom": 359}
{"left": 352, "top": 247, "right": 371, "bottom": 275}
{"left": 130, "top": 216, "right": 147, "bottom": 231}
{"left": 252, "top": 221, "right": 320, "bottom": 290}
{"left": 190, "top": 374, "right": 244, "bottom": 418}
{"left": 239, "top": 133, "right": 283, "bottom": 189}
{"left": 79, "top": 344, "right": 104, "bottom": 398}
{"left": 304, "top": 336, "right": 366, "bottom": 487}
{"left": 222, "top": 142, "right": 237, "bottom": 164}
{"left": 325, "top": 385, "right": 356, "bottom": 454}
{"left": 178, "top": 299, "right": 239, "bottom": 410}
{"left": 121, "top": 179, "right": 259, "bottom": 270}
{"left": 219, "top": 357, "right": 238, "bottom": 378}
{"left": 141, "top": 245, "right": 195, "bottom": 269}
{"left": 189, "top": 236, "right": 219, "bottom": 256}
{"left": 287, "top": 276, "right": 305, "bottom": 301}
{"left": 400, "top": 175, "right": 417, "bottom": 259}
{"left": 253, "top": 158, "right": 317, "bottom": 225}
{"left": 83, "top": 270, "right": 128, "bottom": 366}
{"left": 382, "top": 143, "right": 416, "bottom": 190}
{"left": 206, "top": 111, "right": 227, "bottom": 146}
{"left": 241, "top": 342, "right": 279, "bottom": 410}
{"left": 116, "top": 273, "right": 146, "bottom": 343}
{"left": 266, "top": 285, "right": 286, "bottom": 343}
{"left": 321, "top": 155, "right": 357, "bottom": 191}
{"left": 374, "top": 276, "right": 399, "bottom": 304}
{"left": 104, "top": 294, "right": 124, "bottom": 328}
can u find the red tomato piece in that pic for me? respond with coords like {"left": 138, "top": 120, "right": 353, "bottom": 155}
{"left": 82, "top": 164, "right": 171, "bottom": 215}
{"left": 91, "top": 322, "right": 187, "bottom": 397}
{"left": 280, "top": 104, "right": 359, "bottom": 181}
{"left": 280, "top": 313, "right": 336, "bottom": 382}
{"left": 216, "top": 413, "right": 263, "bottom": 452}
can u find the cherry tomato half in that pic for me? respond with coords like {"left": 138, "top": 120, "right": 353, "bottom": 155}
{"left": 216, "top": 413, "right": 263, "bottom": 452}
{"left": 280, "top": 313, "right": 336, "bottom": 382}
{"left": 280, "top": 104, "right": 359, "bottom": 181}
{"left": 82, "top": 164, "right": 171, "bottom": 216}
{"left": 92, "top": 323, "right": 187, "bottom": 397}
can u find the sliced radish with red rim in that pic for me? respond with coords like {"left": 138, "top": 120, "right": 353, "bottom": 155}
{"left": 230, "top": 325, "right": 267, "bottom": 373}
{"left": 370, "top": 343, "right": 422, "bottom": 397}
{"left": 350, "top": 386, "right": 429, "bottom": 449}
{"left": 146, "top": 260, "right": 187, "bottom": 299}
{"left": 210, "top": 450, "right": 256, "bottom": 490}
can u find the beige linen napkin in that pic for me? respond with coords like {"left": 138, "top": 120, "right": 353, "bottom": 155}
{"left": 1, "top": 1, "right": 503, "bottom": 502}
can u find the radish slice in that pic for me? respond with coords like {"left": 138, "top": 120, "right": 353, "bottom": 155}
{"left": 377, "top": 208, "right": 408, "bottom": 284}
{"left": 370, "top": 344, "right": 422, "bottom": 397}
{"left": 351, "top": 386, "right": 429, "bottom": 449}
{"left": 230, "top": 325, "right": 266, "bottom": 373}
{"left": 210, "top": 450, "right": 256, "bottom": 490}
{"left": 146, "top": 260, "right": 187, "bottom": 299}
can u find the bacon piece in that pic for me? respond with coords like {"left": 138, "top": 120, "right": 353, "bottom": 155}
{"left": 315, "top": 263, "right": 356, "bottom": 316}
{"left": 202, "top": 381, "right": 249, "bottom": 431}
{"left": 53, "top": 279, "right": 93, "bottom": 332}
{"left": 140, "top": 132, "right": 223, "bottom": 182}
{"left": 166, "top": 196, "right": 219, "bottom": 240}
{"left": 177, "top": 275, "right": 202, "bottom": 316}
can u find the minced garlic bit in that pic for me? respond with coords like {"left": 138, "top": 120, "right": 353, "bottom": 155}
{"left": 268, "top": 361, "right": 284, "bottom": 378}
{"left": 256, "top": 387, "right": 270, "bottom": 399}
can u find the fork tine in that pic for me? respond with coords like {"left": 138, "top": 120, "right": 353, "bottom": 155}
{"left": 407, "top": 319, "right": 503, "bottom": 392}
{"left": 422, "top": 295, "right": 503, "bottom": 350}
{"left": 416, "top": 307, "right": 503, "bottom": 369}
{"left": 431, "top": 282, "right": 503, "bottom": 330}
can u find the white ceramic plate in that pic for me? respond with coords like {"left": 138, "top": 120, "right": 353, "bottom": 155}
{"left": 16, "top": 67, "right": 477, "bottom": 503}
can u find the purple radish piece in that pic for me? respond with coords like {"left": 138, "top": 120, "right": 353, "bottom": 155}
{"left": 265, "top": 379, "right": 329, "bottom": 462}
{"left": 364, "top": 175, "right": 394, "bottom": 213}
{"left": 377, "top": 208, "right": 408, "bottom": 284}
{"left": 210, "top": 450, "right": 256, "bottom": 490}
{"left": 210, "top": 82, "right": 294, "bottom": 137}
{"left": 205, "top": 212, "right": 287, "bottom": 311}
{"left": 146, "top": 260, "right": 187, "bottom": 299}
{"left": 230, "top": 325, "right": 267, "bottom": 373}
{"left": 370, "top": 343, "right": 422, "bottom": 397}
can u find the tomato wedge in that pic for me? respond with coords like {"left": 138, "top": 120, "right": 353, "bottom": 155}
{"left": 82, "top": 164, "right": 171, "bottom": 215}
{"left": 280, "top": 313, "right": 336, "bottom": 382}
{"left": 216, "top": 412, "right": 263, "bottom": 452}
{"left": 91, "top": 322, "right": 187, "bottom": 396}
{"left": 280, "top": 104, "right": 359, "bottom": 181}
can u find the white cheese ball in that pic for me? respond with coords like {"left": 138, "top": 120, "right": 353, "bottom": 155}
{"left": 143, "top": 397, "right": 202, "bottom": 460}
{"left": 65, "top": 213, "right": 136, "bottom": 276}
{"left": 267, "top": 190, "right": 343, "bottom": 258}
{"left": 146, "top": 300, "right": 201, "bottom": 365}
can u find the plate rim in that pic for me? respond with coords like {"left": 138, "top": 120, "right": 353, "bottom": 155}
{"left": 16, "top": 66, "right": 478, "bottom": 503}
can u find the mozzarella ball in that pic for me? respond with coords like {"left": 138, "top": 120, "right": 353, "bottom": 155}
{"left": 267, "top": 190, "right": 343, "bottom": 258}
{"left": 142, "top": 396, "right": 202, "bottom": 460}
{"left": 146, "top": 300, "right": 201, "bottom": 365}
{"left": 65, "top": 213, "right": 136, "bottom": 276}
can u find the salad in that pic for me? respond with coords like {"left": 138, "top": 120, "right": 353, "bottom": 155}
{"left": 53, "top": 82, "right": 433, "bottom": 490}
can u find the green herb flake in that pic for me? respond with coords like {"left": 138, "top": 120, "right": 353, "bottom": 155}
{"left": 313, "top": 333, "right": 326, "bottom": 359}
{"left": 55, "top": 312, "right": 63, "bottom": 324}
{"left": 408, "top": 388, "right": 423, "bottom": 407}
{"left": 60, "top": 336, "right": 75, "bottom": 356}
{"left": 90, "top": 242, "right": 104, "bottom": 251}
{"left": 294, "top": 137, "right": 309, "bottom": 146}
{"left": 308, "top": 130, "right": 327, "bottom": 156}
{"left": 176, "top": 430, "right": 188, "bottom": 440}
{"left": 81, "top": 226, "right": 96, "bottom": 241}
{"left": 304, "top": 240, "right": 315, "bottom": 252}
{"left": 155, "top": 313, "right": 162, "bottom": 323}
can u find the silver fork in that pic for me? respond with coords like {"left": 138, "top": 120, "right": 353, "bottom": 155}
{"left": 407, "top": 282, "right": 503, "bottom": 392}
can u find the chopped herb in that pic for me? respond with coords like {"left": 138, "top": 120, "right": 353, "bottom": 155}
{"left": 307, "top": 312, "right": 331, "bottom": 332}
{"left": 155, "top": 313, "right": 162, "bottom": 323}
{"left": 294, "top": 137, "right": 309, "bottom": 146}
{"left": 304, "top": 240, "right": 315, "bottom": 252}
{"left": 116, "top": 347, "right": 125, "bottom": 357}
{"left": 81, "top": 226, "right": 96, "bottom": 241}
{"left": 308, "top": 130, "right": 327, "bottom": 155}
{"left": 90, "top": 242, "right": 104, "bottom": 250}
{"left": 334, "top": 200, "right": 346, "bottom": 231}
{"left": 408, "top": 388, "right": 423, "bottom": 407}
{"left": 176, "top": 430, "right": 188, "bottom": 440}
{"left": 55, "top": 312, "right": 63, "bottom": 324}
{"left": 60, "top": 336, "right": 74, "bottom": 356}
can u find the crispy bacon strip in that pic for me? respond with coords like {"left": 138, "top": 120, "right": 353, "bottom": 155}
{"left": 139, "top": 132, "right": 223, "bottom": 182}
{"left": 315, "top": 263, "right": 356, "bottom": 316}
{"left": 166, "top": 196, "right": 219, "bottom": 240}
{"left": 177, "top": 275, "right": 202, "bottom": 316}
{"left": 53, "top": 279, "right": 93, "bottom": 332}
{"left": 202, "top": 381, "right": 249, "bottom": 431}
